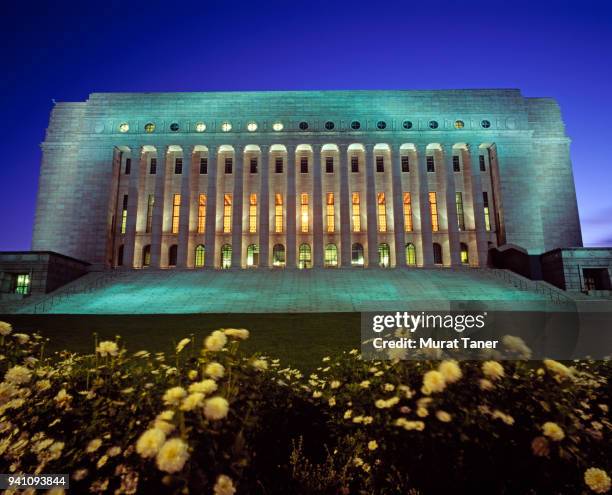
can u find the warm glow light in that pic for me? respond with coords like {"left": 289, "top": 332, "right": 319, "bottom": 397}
{"left": 247, "top": 122, "right": 258, "bottom": 132}
{"left": 119, "top": 123, "right": 129, "bottom": 133}
{"left": 273, "top": 122, "right": 284, "bottom": 131}
{"left": 195, "top": 122, "right": 206, "bottom": 132}
{"left": 221, "top": 122, "right": 232, "bottom": 132}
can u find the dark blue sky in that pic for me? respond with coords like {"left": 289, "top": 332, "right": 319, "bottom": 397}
{"left": 1, "top": 0, "right": 611, "bottom": 249}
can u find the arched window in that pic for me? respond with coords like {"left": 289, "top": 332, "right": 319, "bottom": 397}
{"left": 460, "top": 242, "right": 469, "bottom": 265}
{"left": 247, "top": 244, "right": 259, "bottom": 267}
{"left": 272, "top": 244, "right": 285, "bottom": 267}
{"left": 378, "top": 243, "right": 390, "bottom": 268}
{"left": 194, "top": 244, "right": 205, "bottom": 268}
{"left": 298, "top": 243, "right": 311, "bottom": 269}
{"left": 117, "top": 245, "right": 124, "bottom": 266}
{"left": 221, "top": 244, "right": 232, "bottom": 269}
{"left": 168, "top": 244, "right": 178, "bottom": 267}
{"left": 142, "top": 245, "right": 151, "bottom": 267}
{"left": 351, "top": 243, "right": 364, "bottom": 266}
{"left": 433, "top": 243, "right": 443, "bottom": 265}
{"left": 405, "top": 243, "right": 417, "bottom": 266}
{"left": 324, "top": 243, "right": 338, "bottom": 267}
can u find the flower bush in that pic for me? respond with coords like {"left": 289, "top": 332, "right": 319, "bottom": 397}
{"left": 0, "top": 320, "right": 610, "bottom": 494}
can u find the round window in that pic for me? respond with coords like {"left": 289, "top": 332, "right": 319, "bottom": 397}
{"left": 325, "top": 121, "right": 335, "bottom": 130}
{"left": 299, "top": 121, "right": 309, "bottom": 130}
{"left": 247, "top": 122, "right": 258, "bottom": 132}
{"left": 350, "top": 121, "right": 361, "bottom": 130}
{"left": 429, "top": 120, "right": 439, "bottom": 129}
{"left": 144, "top": 122, "right": 155, "bottom": 133}
{"left": 273, "top": 122, "right": 284, "bottom": 132}
{"left": 481, "top": 119, "right": 491, "bottom": 129}
{"left": 170, "top": 123, "right": 179, "bottom": 132}
{"left": 195, "top": 122, "right": 206, "bottom": 133}
{"left": 221, "top": 122, "right": 232, "bottom": 132}
{"left": 376, "top": 121, "right": 387, "bottom": 130}
{"left": 119, "top": 123, "right": 129, "bottom": 133}
{"left": 402, "top": 120, "right": 413, "bottom": 130}
{"left": 454, "top": 120, "right": 465, "bottom": 129}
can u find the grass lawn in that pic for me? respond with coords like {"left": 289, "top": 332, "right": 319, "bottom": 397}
{"left": 0, "top": 313, "right": 361, "bottom": 371}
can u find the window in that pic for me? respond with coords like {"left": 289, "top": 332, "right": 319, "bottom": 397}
{"left": 146, "top": 195, "right": 154, "bottom": 233}
{"left": 324, "top": 244, "right": 338, "bottom": 267}
{"left": 273, "top": 122, "right": 284, "bottom": 131}
{"left": 582, "top": 268, "right": 612, "bottom": 291}
{"left": 221, "top": 122, "right": 232, "bottom": 132}
{"left": 350, "top": 120, "right": 361, "bottom": 130}
{"left": 429, "top": 192, "right": 439, "bottom": 232}
{"left": 300, "top": 156, "right": 308, "bottom": 174}
{"left": 121, "top": 194, "right": 128, "bottom": 234}
{"left": 401, "top": 156, "right": 410, "bottom": 172}
{"left": 433, "top": 243, "right": 443, "bottom": 265}
{"left": 221, "top": 244, "right": 232, "bottom": 269}
{"left": 223, "top": 194, "right": 232, "bottom": 233}
{"left": 145, "top": 122, "right": 155, "bottom": 133}
{"left": 403, "top": 192, "right": 413, "bottom": 232}
{"left": 326, "top": 193, "right": 335, "bottom": 233}
{"left": 14, "top": 274, "right": 30, "bottom": 295}
{"left": 200, "top": 157, "right": 208, "bottom": 174}
{"left": 351, "top": 243, "right": 364, "bottom": 266}
{"left": 195, "top": 122, "right": 206, "bottom": 132}
{"left": 198, "top": 194, "right": 206, "bottom": 234}
{"left": 247, "top": 122, "right": 258, "bottom": 132}
{"left": 249, "top": 194, "right": 257, "bottom": 233}
{"left": 250, "top": 158, "right": 258, "bottom": 174}
{"left": 275, "top": 194, "right": 283, "bottom": 233}
{"left": 454, "top": 120, "right": 465, "bottom": 129}
{"left": 168, "top": 245, "right": 178, "bottom": 266}
{"left": 453, "top": 156, "right": 460, "bottom": 172}
{"left": 429, "top": 120, "right": 439, "bottom": 129}
{"left": 481, "top": 119, "right": 491, "bottom": 129}
{"left": 299, "top": 121, "right": 309, "bottom": 130}
{"left": 460, "top": 243, "right": 469, "bottom": 264}
{"left": 170, "top": 123, "right": 179, "bottom": 132}
{"left": 125, "top": 158, "right": 131, "bottom": 175}
{"left": 298, "top": 243, "right": 312, "bottom": 269}
{"left": 479, "top": 155, "right": 486, "bottom": 171}
{"left": 351, "top": 156, "right": 359, "bottom": 173}
{"left": 172, "top": 194, "right": 181, "bottom": 234}
{"left": 247, "top": 244, "right": 259, "bottom": 267}
{"left": 406, "top": 243, "right": 417, "bottom": 266}
{"left": 174, "top": 158, "right": 183, "bottom": 175}
{"left": 195, "top": 244, "right": 205, "bottom": 267}
{"left": 378, "top": 243, "right": 390, "bottom": 268}
{"left": 402, "top": 120, "right": 413, "bottom": 130}
{"left": 456, "top": 192, "right": 465, "bottom": 230}
{"left": 352, "top": 193, "right": 361, "bottom": 232}
{"left": 376, "top": 120, "right": 387, "bottom": 130}
{"left": 377, "top": 192, "right": 387, "bottom": 232}
{"left": 142, "top": 245, "right": 151, "bottom": 267}
{"left": 150, "top": 158, "right": 157, "bottom": 174}
{"left": 300, "top": 193, "right": 309, "bottom": 233}
{"left": 273, "top": 244, "right": 285, "bottom": 267}
{"left": 325, "top": 157, "right": 334, "bottom": 173}
{"left": 119, "top": 123, "right": 129, "bottom": 133}
{"left": 376, "top": 156, "right": 384, "bottom": 173}
{"left": 426, "top": 156, "right": 435, "bottom": 172}
{"left": 324, "top": 121, "right": 335, "bottom": 130}
{"left": 275, "top": 157, "right": 283, "bottom": 174}
{"left": 224, "top": 157, "right": 233, "bottom": 174}
{"left": 483, "top": 192, "right": 491, "bottom": 231}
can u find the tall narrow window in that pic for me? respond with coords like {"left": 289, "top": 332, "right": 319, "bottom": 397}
{"left": 250, "top": 158, "right": 258, "bottom": 174}
{"left": 223, "top": 194, "right": 232, "bottom": 233}
{"left": 200, "top": 157, "right": 208, "bottom": 174}
{"left": 479, "top": 155, "right": 486, "bottom": 171}
{"left": 146, "top": 195, "right": 154, "bottom": 233}
{"left": 125, "top": 158, "right": 131, "bottom": 175}
{"left": 433, "top": 243, "right": 443, "bottom": 265}
{"left": 429, "top": 192, "right": 439, "bottom": 232}
{"left": 453, "top": 155, "right": 460, "bottom": 172}
{"left": 14, "top": 274, "right": 31, "bottom": 295}
{"left": 194, "top": 244, "right": 205, "bottom": 268}
{"left": 376, "top": 156, "right": 384, "bottom": 172}
{"left": 377, "top": 192, "right": 387, "bottom": 232}
{"left": 403, "top": 192, "right": 413, "bottom": 232}
{"left": 427, "top": 156, "right": 435, "bottom": 172}
{"left": 174, "top": 158, "right": 183, "bottom": 175}
{"left": 483, "top": 192, "right": 491, "bottom": 231}
{"left": 352, "top": 193, "right": 361, "bottom": 232}
{"left": 172, "top": 194, "right": 181, "bottom": 234}
{"left": 150, "top": 158, "right": 157, "bottom": 174}
{"left": 456, "top": 192, "right": 465, "bottom": 230}
{"left": 224, "top": 157, "right": 233, "bottom": 174}
{"left": 221, "top": 244, "right": 232, "bottom": 269}
{"left": 117, "top": 245, "right": 124, "bottom": 266}
{"left": 300, "top": 156, "right": 308, "bottom": 174}
{"left": 272, "top": 244, "right": 285, "bottom": 267}
{"left": 401, "top": 156, "right": 410, "bottom": 172}
{"left": 351, "top": 243, "right": 364, "bottom": 266}
{"left": 405, "top": 243, "right": 417, "bottom": 266}
{"left": 198, "top": 194, "right": 206, "bottom": 234}
{"left": 275, "top": 194, "right": 283, "bottom": 233}
{"left": 324, "top": 244, "right": 338, "bottom": 267}
{"left": 378, "top": 243, "right": 390, "bottom": 268}
{"left": 300, "top": 193, "right": 309, "bottom": 233}
{"left": 168, "top": 244, "right": 178, "bottom": 266}
{"left": 460, "top": 242, "right": 469, "bottom": 264}
{"left": 351, "top": 156, "right": 359, "bottom": 173}
{"left": 246, "top": 244, "right": 259, "bottom": 267}
{"left": 298, "top": 243, "right": 312, "bottom": 269}
{"left": 249, "top": 193, "right": 257, "bottom": 233}
{"left": 142, "top": 245, "right": 151, "bottom": 267}
{"left": 325, "top": 157, "right": 334, "bottom": 173}
{"left": 120, "top": 194, "right": 128, "bottom": 234}
{"left": 275, "top": 157, "right": 283, "bottom": 173}
{"left": 326, "top": 193, "right": 335, "bottom": 233}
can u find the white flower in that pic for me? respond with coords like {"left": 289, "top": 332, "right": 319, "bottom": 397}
{"left": 0, "top": 321, "right": 12, "bottom": 336}
{"left": 162, "top": 386, "right": 187, "bottom": 406}
{"left": 438, "top": 360, "right": 462, "bottom": 383}
{"left": 223, "top": 328, "right": 249, "bottom": 340}
{"left": 188, "top": 379, "right": 218, "bottom": 395}
{"left": 252, "top": 359, "right": 268, "bottom": 371}
{"left": 502, "top": 335, "right": 532, "bottom": 359}
{"left": 156, "top": 438, "right": 189, "bottom": 473}
{"left": 96, "top": 341, "right": 118, "bottom": 357}
{"left": 205, "top": 362, "right": 225, "bottom": 379}
{"left": 176, "top": 338, "right": 191, "bottom": 353}
{"left": 213, "top": 474, "right": 237, "bottom": 495}
{"left": 584, "top": 467, "right": 611, "bottom": 494}
{"left": 204, "top": 397, "right": 229, "bottom": 420}
{"left": 180, "top": 392, "right": 205, "bottom": 411}
{"left": 5, "top": 365, "right": 32, "bottom": 385}
{"left": 12, "top": 333, "right": 30, "bottom": 344}
{"left": 204, "top": 331, "right": 228, "bottom": 352}
{"left": 136, "top": 428, "right": 166, "bottom": 458}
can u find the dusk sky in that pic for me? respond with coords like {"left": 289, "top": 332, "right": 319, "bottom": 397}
{"left": 1, "top": 0, "right": 611, "bottom": 250}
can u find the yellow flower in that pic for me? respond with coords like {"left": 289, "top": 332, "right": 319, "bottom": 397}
{"left": 312, "top": 391, "right": 322, "bottom": 398}
{"left": 154, "top": 420, "right": 175, "bottom": 435}
{"left": 205, "top": 362, "right": 225, "bottom": 379}
{"left": 360, "top": 380, "right": 371, "bottom": 389}
{"left": 352, "top": 415, "right": 363, "bottom": 423}
{"left": 0, "top": 321, "right": 12, "bottom": 336}
{"left": 176, "top": 338, "right": 191, "bottom": 353}
{"left": 180, "top": 392, "right": 205, "bottom": 411}
{"left": 344, "top": 410, "right": 352, "bottom": 419}
{"left": 349, "top": 349, "right": 359, "bottom": 355}
{"left": 542, "top": 422, "right": 565, "bottom": 441}
{"left": 188, "top": 370, "right": 198, "bottom": 380}
{"left": 584, "top": 468, "right": 611, "bottom": 494}
{"left": 213, "top": 474, "right": 237, "bottom": 495}
{"left": 436, "top": 410, "right": 452, "bottom": 422}
{"left": 479, "top": 379, "right": 494, "bottom": 391}
{"left": 422, "top": 370, "right": 446, "bottom": 395}
{"left": 330, "top": 380, "right": 341, "bottom": 389}
{"left": 157, "top": 410, "right": 175, "bottom": 422}
{"left": 162, "top": 386, "right": 187, "bottom": 407}
{"left": 189, "top": 379, "right": 218, "bottom": 395}
{"left": 543, "top": 359, "right": 573, "bottom": 381}
{"left": 353, "top": 457, "right": 364, "bottom": 467}
{"left": 12, "top": 333, "right": 30, "bottom": 344}
{"left": 54, "top": 388, "right": 72, "bottom": 407}
{"left": 4, "top": 365, "right": 32, "bottom": 385}
{"left": 395, "top": 419, "right": 425, "bottom": 431}
{"left": 252, "top": 359, "right": 268, "bottom": 371}
{"left": 136, "top": 428, "right": 166, "bottom": 458}
{"left": 363, "top": 416, "right": 374, "bottom": 425}
{"left": 482, "top": 361, "right": 504, "bottom": 381}
{"left": 438, "top": 360, "right": 462, "bottom": 383}
{"left": 204, "top": 331, "right": 227, "bottom": 352}
{"left": 156, "top": 438, "right": 189, "bottom": 473}
{"left": 384, "top": 383, "right": 395, "bottom": 392}
{"left": 367, "top": 440, "right": 378, "bottom": 451}
{"left": 492, "top": 410, "right": 514, "bottom": 425}
{"left": 502, "top": 335, "right": 532, "bottom": 359}
{"left": 417, "top": 407, "right": 429, "bottom": 418}
{"left": 96, "top": 341, "right": 118, "bottom": 357}
{"left": 204, "top": 397, "right": 229, "bottom": 420}
{"left": 223, "top": 328, "right": 250, "bottom": 340}
{"left": 86, "top": 438, "right": 102, "bottom": 453}
{"left": 362, "top": 463, "right": 371, "bottom": 473}
{"left": 328, "top": 397, "right": 336, "bottom": 407}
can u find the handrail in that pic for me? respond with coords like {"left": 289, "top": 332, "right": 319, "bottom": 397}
{"left": 486, "top": 269, "right": 573, "bottom": 304}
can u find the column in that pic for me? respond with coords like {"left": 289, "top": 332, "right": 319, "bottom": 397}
{"left": 416, "top": 144, "right": 434, "bottom": 266}
{"left": 259, "top": 145, "right": 270, "bottom": 268}
{"left": 338, "top": 144, "right": 351, "bottom": 267}
{"left": 150, "top": 145, "right": 167, "bottom": 267}
{"left": 231, "top": 145, "right": 244, "bottom": 268}
{"left": 469, "top": 143, "right": 489, "bottom": 267}
{"left": 177, "top": 146, "right": 194, "bottom": 268}
{"left": 204, "top": 145, "right": 217, "bottom": 268}
{"left": 391, "top": 143, "right": 406, "bottom": 267}
{"left": 443, "top": 144, "right": 462, "bottom": 266}
{"left": 123, "top": 145, "right": 141, "bottom": 268}
{"left": 286, "top": 145, "right": 296, "bottom": 268}
{"left": 365, "top": 144, "right": 378, "bottom": 267}
{"left": 312, "top": 144, "right": 323, "bottom": 268}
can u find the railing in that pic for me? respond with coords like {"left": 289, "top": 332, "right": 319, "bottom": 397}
{"left": 486, "top": 269, "right": 573, "bottom": 304}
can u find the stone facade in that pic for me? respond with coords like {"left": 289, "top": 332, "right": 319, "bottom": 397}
{"left": 32, "top": 90, "right": 583, "bottom": 270}
{"left": 541, "top": 248, "right": 612, "bottom": 293}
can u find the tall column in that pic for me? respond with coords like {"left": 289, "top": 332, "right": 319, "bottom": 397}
{"left": 416, "top": 144, "right": 434, "bottom": 267}
{"left": 259, "top": 145, "right": 270, "bottom": 268}
{"left": 469, "top": 143, "right": 489, "bottom": 266}
{"left": 150, "top": 145, "right": 167, "bottom": 267}
{"left": 286, "top": 145, "right": 296, "bottom": 268}
{"left": 391, "top": 143, "right": 406, "bottom": 267}
{"left": 443, "top": 144, "right": 462, "bottom": 266}
{"left": 231, "top": 146, "right": 244, "bottom": 268}
{"left": 204, "top": 146, "right": 217, "bottom": 268}
{"left": 123, "top": 145, "right": 141, "bottom": 268}
{"left": 177, "top": 146, "right": 194, "bottom": 268}
{"left": 312, "top": 144, "right": 324, "bottom": 268}
{"left": 338, "top": 144, "right": 351, "bottom": 267}
{"left": 365, "top": 144, "right": 378, "bottom": 267}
